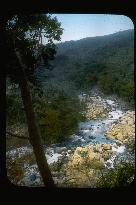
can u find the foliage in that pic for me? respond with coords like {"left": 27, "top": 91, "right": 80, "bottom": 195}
{"left": 97, "top": 160, "right": 135, "bottom": 187}
{"left": 6, "top": 79, "right": 84, "bottom": 145}
{"left": 7, "top": 158, "right": 24, "bottom": 185}
{"left": 6, "top": 80, "right": 26, "bottom": 125}
{"left": 5, "top": 13, "right": 64, "bottom": 129}
{"left": 4, "top": 13, "right": 63, "bottom": 187}
{"left": 5, "top": 14, "right": 63, "bottom": 139}
{"left": 33, "top": 87, "right": 84, "bottom": 144}
{"left": 52, "top": 29, "right": 134, "bottom": 106}
{"left": 5, "top": 14, "right": 63, "bottom": 85}
{"left": 6, "top": 152, "right": 36, "bottom": 185}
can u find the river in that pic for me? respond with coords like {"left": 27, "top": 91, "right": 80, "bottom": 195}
{"left": 6, "top": 93, "right": 134, "bottom": 184}
{"left": 44, "top": 95, "right": 126, "bottom": 165}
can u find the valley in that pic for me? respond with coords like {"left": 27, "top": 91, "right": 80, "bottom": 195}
{"left": 6, "top": 28, "right": 135, "bottom": 187}
{"left": 6, "top": 89, "right": 135, "bottom": 187}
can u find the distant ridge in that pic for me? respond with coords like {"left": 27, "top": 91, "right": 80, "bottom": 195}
{"left": 55, "top": 29, "right": 134, "bottom": 58}
{"left": 56, "top": 29, "right": 133, "bottom": 45}
{"left": 36, "top": 28, "right": 134, "bottom": 104}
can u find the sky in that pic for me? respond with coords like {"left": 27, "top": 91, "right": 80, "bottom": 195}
{"left": 51, "top": 14, "right": 134, "bottom": 43}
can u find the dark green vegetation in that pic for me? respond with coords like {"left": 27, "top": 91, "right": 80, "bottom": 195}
{"left": 4, "top": 13, "right": 63, "bottom": 187}
{"left": 97, "top": 160, "right": 135, "bottom": 187}
{"left": 50, "top": 29, "right": 134, "bottom": 106}
{"left": 6, "top": 84, "right": 26, "bottom": 125}
{"left": 35, "top": 91, "right": 84, "bottom": 144}
{"left": 6, "top": 81, "right": 84, "bottom": 144}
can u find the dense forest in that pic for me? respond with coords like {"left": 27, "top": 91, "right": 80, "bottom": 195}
{"left": 47, "top": 29, "right": 134, "bottom": 106}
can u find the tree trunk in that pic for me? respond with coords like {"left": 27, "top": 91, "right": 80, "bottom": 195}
{"left": 14, "top": 49, "right": 55, "bottom": 187}
{"left": 18, "top": 76, "right": 55, "bottom": 187}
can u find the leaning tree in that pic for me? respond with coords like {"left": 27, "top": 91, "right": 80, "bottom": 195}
{"left": 3, "top": 13, "right": 63, "bottom": 187}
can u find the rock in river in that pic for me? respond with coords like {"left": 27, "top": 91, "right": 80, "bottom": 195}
{"left": 105, "top": 111, "right": 135, "bottom": 144}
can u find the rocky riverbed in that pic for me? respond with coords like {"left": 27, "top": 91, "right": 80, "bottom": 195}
{"left": 6, "top": 91, "right": 135, "bottom": 187}
{"left": 106, "top": 111, "right": 135, "bottom": 144}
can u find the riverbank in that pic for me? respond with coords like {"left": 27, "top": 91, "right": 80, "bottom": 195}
{"left": 6, "top": 90, "right": 135, "bottom": 187}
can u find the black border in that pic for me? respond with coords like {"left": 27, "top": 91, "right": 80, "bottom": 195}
{"left": 0, "top": 0, "right": 135, "bottom": 201}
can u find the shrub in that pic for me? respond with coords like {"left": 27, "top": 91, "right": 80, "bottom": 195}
{"left": 97, "top": 160, "right": 135, "bottom": 187}
{"left": 34, "top": 88, "right": 83, "bottom": 144}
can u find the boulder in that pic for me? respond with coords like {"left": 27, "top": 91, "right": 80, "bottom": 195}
{"left": 102, "top": 144, "right": 111, "bottom": 150}
{"left": 95, "top": 144, "right": 103, "bottom": 153}
{"left": 66, "top": 145, "right": 102, "bottom": 168}
{"left": 85, "top": 97, "right": 110, "bottom": 120}
{"left": 61, "top": 144, "right": 105, "bottom": 187}
{"left": 105, "top": 111, "right": 135, "bottom": 143}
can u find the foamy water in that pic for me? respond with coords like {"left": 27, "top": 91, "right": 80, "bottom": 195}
{"left": 7, "top": 95, "right": 128, "bottom": 183}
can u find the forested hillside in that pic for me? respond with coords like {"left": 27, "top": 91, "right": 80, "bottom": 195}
{"left": 48, "top": 29, "right": 134, "bottom": 106}
{"left": 6, "top": 21, "right": 135, "bottom": 188}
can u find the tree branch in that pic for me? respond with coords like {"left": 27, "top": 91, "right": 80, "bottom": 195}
{"left": 6, "top": 131, "right": 29, "bottom": 140}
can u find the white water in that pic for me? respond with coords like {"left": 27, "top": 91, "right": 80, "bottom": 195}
{"left": 43, "top": 96, "right": 125, "bottom": 165}
{"left": 6, "top": 146, "right": 33, "bottom": 160}
{"left": 7, "top": 95, "right": 129, "bottom": 183}
{"left": 112, "top": 144, "right": 126, "bottom": 153}
{"left": 7, "top": 95, "right": 125, "bottom": 166}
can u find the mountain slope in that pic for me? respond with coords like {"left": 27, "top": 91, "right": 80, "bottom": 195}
{"left": 51, "top": 29, "right": 133, "bottom": 79}
{"left": 36, "top": 29, "right": 134, "bottom": 105}
{"left": 56, "top": 29, "right": 134, "bottom": 59}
